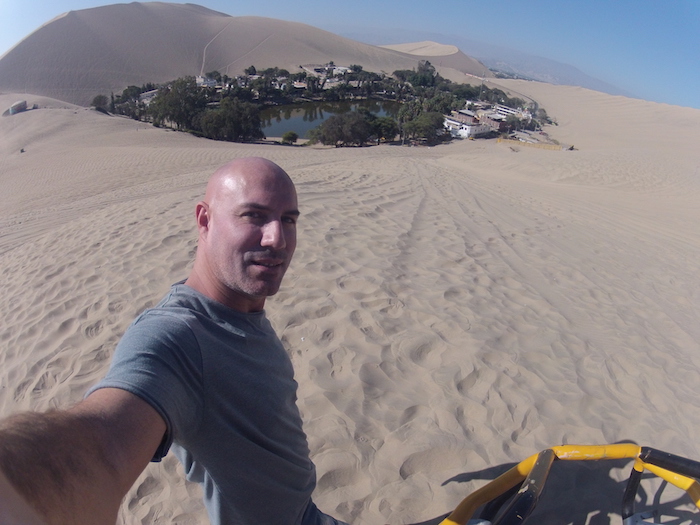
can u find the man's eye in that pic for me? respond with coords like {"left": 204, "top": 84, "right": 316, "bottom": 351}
{"left": 283, "top": 216, "right": 297, "bottom": 225}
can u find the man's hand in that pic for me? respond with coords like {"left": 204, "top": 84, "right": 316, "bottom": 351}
{"left": 0, "top": 388, "right": 166, "bottom": 525}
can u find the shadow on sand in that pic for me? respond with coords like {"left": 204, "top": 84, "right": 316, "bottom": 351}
{"left": 405, "top": 455, "right": 698, "bottom": 525}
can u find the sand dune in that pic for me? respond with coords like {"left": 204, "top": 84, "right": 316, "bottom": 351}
{"left": 378, "top": 41, "right": 488, "bottom": 76}
{"left": 1, "top": 83, "right": 699, "bottom": 524}
{"left": 0, "top": 2, "right": 491, "bottom": 107}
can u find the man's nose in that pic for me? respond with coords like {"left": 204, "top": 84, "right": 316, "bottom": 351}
{"left": 261, "top": 220, "right": 286, "bottom": 249}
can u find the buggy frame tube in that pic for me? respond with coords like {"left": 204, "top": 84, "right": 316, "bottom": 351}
{"left": 490, "top": 449, "right": 556, "bottom": 525}
{"left": 440, "top": 444, "right": 700, "bottom": 525}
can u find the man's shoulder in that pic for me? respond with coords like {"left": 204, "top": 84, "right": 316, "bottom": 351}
{"left": 130, "top": 283, "right": 269, "bottom": 343}
{"left": 154, "top": 283, "right": 202, "bottom": 310}
{"left": 135, "top": 284, "right": 205, "bottom": 323}
{"left": 122, "top": 286, "right": 206, "bottom": 346}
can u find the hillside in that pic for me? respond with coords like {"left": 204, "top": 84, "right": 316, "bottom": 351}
{"left": 0, "top": 2, "right": 492, "bottom": 106}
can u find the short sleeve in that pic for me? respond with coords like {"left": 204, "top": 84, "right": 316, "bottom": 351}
{"left": 88, "top": 310, "right": 204, "bottom": 460}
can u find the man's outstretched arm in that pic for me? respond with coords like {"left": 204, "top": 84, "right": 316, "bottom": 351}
{"left": 0, "top": 388, "right": 166, "bottom": 525}
{"left": 0, "top": 469, "right": 47, "bottom": 525}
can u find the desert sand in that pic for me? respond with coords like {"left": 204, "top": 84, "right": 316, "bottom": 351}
{"left": 1, "top": 84, "right": 699, "bottom": 525}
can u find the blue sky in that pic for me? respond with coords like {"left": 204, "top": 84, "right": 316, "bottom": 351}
{"left": 1, "top": 0, "right": 698, "bottom": 109}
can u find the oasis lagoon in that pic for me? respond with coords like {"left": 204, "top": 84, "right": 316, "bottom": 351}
{"left": 260, "top": 99, "right": 401, "bottom": 139}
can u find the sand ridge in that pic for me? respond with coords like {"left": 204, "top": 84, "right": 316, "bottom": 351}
{"left": 1, "top": 85, "right": 700, "bottom": 524}
{"left": 380, "top": 41, "right": 460, "bottom": 56}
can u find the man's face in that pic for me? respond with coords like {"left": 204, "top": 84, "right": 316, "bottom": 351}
{"left": 202, "top": 168, "right": 298, "bottom": 312}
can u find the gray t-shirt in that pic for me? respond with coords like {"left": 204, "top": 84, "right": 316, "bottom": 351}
{"left": 90, "top": 283, "right": 328, "bottom": 525}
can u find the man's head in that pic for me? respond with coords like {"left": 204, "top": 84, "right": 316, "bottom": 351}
{"left": 186, "top": 157, "right": 299, "bottom": 312}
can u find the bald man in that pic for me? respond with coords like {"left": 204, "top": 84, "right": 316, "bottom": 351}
{"left": 0, "top": 158, "right": 347, "bottom": 525}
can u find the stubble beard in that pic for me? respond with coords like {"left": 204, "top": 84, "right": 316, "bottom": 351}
{"left": 225, "top": 253, "right": 290, "bottom": 302}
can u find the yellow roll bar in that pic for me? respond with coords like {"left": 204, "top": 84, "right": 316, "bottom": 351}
{"left": 439, "top": 444, "right": 700, "bottom": 525}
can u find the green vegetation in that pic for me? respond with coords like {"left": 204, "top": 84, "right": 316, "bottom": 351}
{"left": 306, "top": 108, "right": 402, "bottom": 147}
{"left": 373, "top": 116, "right": 399, "bottom": 142}
{"left": 403, "top": 112, "right": 447, "bottom": 142}
{"left": 90, "top": 60, "right": 548, "bottom": 145}
{"left": 151, "top": 76, "right": 207, "bottom": 130}
{"left": 281, "top": 131, "right": 299, "bottom": 144}
{"left": 197, "top": 97, "right": 264, "bottom": 142}
{"left": 90, "top": 94, "right": 109, "bottom": 112}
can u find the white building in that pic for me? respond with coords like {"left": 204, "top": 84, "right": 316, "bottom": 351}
{"left": 444, "top": 117, "right": 491, "bottom": 138}
{"left": 196, "top": 76, "right": 218, "bottom": 88}
{"left": 139, "top": 89, "right": 159, "bottom": 105}
{"left": 494, "top": 104, "right": 531, "bottom": 120}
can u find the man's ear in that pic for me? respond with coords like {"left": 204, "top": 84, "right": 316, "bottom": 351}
{"left": 195, "top": 202, "right": 210, "bottom": 234}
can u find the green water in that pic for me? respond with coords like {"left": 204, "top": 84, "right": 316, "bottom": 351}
{"left": 260, "top": 99, "right": 401, "bottom": 138}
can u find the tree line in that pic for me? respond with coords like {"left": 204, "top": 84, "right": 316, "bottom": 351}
{"left": 91, "top": 61, "right": 548, "bottom": 146}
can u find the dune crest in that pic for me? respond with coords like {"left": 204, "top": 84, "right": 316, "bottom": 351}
{"left": 380, "top": 41, "right": 460, "bottom": 56}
